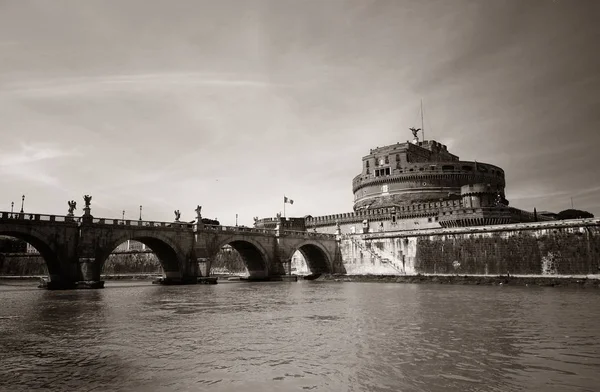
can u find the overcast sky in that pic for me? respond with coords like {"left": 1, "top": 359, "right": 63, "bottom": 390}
{"left": 1, "top": 0, "right": 598, "bottom": 225}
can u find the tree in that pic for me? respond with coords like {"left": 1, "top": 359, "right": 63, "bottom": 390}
{"left": 556, "top": 209, "right": 594, "bottom": 220}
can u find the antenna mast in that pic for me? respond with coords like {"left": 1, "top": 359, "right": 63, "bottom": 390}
{"left": 420, "top": 99, "right": 425, "bottom": 141}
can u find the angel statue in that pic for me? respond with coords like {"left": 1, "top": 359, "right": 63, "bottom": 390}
{"left": 83, "top": 195, "right": 92, "bottom": 207}
{"left": 253, "top": 216, "right": 259, "bottom": 224}
{"left": 174, "top": 209, "right": 181, "bottom": 221}
{"left": 195, "top": 205, "right": 202, "bottom": 217}
{"left": 67, "top": 200, "right": 77, "bottom": 215}
{"left": 409, "top": 127, "right": 421, "bottom": 138}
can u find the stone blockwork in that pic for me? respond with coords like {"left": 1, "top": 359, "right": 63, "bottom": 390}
{"left": 339, "top": 219, "right": 600, "bottom": 276}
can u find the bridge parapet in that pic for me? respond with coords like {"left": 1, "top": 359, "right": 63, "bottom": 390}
{"left": 282, "top": 230, "right": 337, "bottom": 240}
{"left": 201, "top": 224, "right": 274, "bottom": 235}
{"left": 91, "top": 217, "right": 194, "bottom": 230}
{"left": 0, "top": 211, "right": 78, "bottom": 224}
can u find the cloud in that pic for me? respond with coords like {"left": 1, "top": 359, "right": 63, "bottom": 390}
{"left": 0, "top": 143, "right": 81, "bottom": 187}
{"left": 2, "top": 73, "right": 293, "bottom": 98}
{"left": 0, "top": 143, "right": 78, "bottom": 167}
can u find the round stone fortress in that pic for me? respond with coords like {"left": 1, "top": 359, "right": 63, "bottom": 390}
{"left": 352, "top": 138, "right": 508, "bottom": 211}
{"left": 256, "top": 130, "right": 547, "bottom": 234}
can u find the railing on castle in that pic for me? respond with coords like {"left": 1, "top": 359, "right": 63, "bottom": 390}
{"left": 357, "top": 217, "right": 600, "bottom": 239}
{"left": 306, "top": 200, "right": 465, "bottom": 227}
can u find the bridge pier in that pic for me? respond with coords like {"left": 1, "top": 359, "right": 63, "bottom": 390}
{"left": 76, "top": 257, "right": 105, "bottom": 289}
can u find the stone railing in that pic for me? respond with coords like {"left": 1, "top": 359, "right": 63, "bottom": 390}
{"left": 201, "top": 224, "right": 274, "bottom": 234}
{"left": 282, "top": 230, "right": 337, "bottom": 240}
{"left": 0, "top": 211, "right": 78, "bottom": 223}
{"left": 91, "top": 218, "right": 195, "bottom": 229}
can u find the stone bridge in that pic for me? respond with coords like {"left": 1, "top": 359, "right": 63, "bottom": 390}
{"left": 0, "top": 209, "right": 341, "bottom": 289}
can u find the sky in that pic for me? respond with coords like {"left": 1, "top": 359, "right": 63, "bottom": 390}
{"left": 0, "top": 0, "right": 599, "bottom": 225}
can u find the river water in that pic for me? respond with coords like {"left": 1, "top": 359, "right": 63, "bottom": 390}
{"left": 0, "top": 281, "right": 599, "bottom": 392}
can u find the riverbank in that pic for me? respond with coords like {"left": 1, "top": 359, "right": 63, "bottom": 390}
{"left": 3, "top": 273, "right": 600, "bottom": 287}
{"left": 316, "top": 274, "right": 600, "bottom": 287}
{"left": 0, "top": 274, "right": 162, "bottom": 281}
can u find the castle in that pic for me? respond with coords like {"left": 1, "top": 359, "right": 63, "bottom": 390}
{"left": 256, "top": 129, "right": 550, "bottom": 234}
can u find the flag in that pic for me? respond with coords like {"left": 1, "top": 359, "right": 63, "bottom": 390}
{"left": 284, "top": 196, "right": 294, "bottom": 205}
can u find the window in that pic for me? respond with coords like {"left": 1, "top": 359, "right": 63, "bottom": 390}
{"left": 366, "top": 161, "right": 370, "bottom": 168}
{"left": 385, "top": 168, "right": 390, "bottom": 175}
{"left": 396, "top": 154, "right": 400, "bottom": 161}
{"left": 385, "top": 156, "right": 389, "bottom": 164}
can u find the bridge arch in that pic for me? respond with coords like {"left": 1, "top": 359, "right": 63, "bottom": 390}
{"left": 214, "top": 236, "right": 270, "bottom": 277}
{"left": 0, "top": 229, "right": 63, "bottom": 278}
{"left": 289, "top": 241, "right": 332, "bottom": 274}
{"left": 99, "top": 233, "right": 186, "bottom": 278}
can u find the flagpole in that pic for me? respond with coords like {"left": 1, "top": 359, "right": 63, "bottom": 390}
{"left": 283, "top": 196, "right": 286, "bottom": 218}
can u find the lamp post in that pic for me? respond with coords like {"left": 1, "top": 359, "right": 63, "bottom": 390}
{"left": 10, "top": 201, "right": 14, "bottom": 218}
{"left": 20, "top": 195, "right": 25, "bottom": 214}
{"left": 139, "top": 205, "right": 142, "bottom": 221}
{"left": 122, "top": 210, "right": 125, "bottom": 220}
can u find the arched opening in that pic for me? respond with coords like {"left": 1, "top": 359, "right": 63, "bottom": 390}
{"left": 214, "top": 240, "right": 268, "bottom": 278}
{"left": 290, "top": 244, "right": 331, "bottom": 276}
{"left": 211, "top": 245, "right": 247, "bottom": 276}
{"left": 101, "top": 240, "right": 161, "bottom": 278}
{"left": 0, "top": 233, "right": 62, "bottom": 280}
{"left": 99, "top": 236, "right": 183, "bottom": 280}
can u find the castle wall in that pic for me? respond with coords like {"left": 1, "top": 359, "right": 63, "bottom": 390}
{"left": 337, "top": 219, "right": 600, "bottom": 276}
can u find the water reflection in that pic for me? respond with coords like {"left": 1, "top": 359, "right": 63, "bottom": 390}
{"left": 0, "top": 281, "right": 599, "bottom": 392}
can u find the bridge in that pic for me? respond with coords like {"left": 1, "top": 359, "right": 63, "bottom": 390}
{"left": 0, "top": 202, "right": 342, "bottom": 289}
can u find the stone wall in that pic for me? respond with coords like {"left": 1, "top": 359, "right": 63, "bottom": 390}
{"left": 338, "top": 219, "right": 600, "bottom": 276}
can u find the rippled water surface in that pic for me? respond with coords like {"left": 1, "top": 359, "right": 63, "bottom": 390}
{"left": 1, "top": 281, "right": 599, "bottom": 392}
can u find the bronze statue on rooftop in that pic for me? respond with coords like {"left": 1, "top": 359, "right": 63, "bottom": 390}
{"left": 409, "top": 127, "right": 421, "bottom": 138}
{"left": 83, "top": 195, "right": 92, "bottom": 208}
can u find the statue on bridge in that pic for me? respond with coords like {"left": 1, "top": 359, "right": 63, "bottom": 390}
{"left": 174, "top": 209, "right": 181, "bottom": 222}
{"left": 67, "top": 200, "right": 77, "bottom": 216}
{"left": 195, "top": 205, "right": 202, "bottom": 219}
{"left": 83, "top": 195, "right": 92, "bottom": 207}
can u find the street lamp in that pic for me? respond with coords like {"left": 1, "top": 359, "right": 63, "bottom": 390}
{"left": 10, "top": 201, "right": 14, "bottom": 218}
{"left": 20, "top": 195, "right": 25, "bottom": 214}
{"left": 139, "top": 205, "right": 142, "bottom": 221}
{"left": 122, "top": 210, "right": 125, "bottom": 220}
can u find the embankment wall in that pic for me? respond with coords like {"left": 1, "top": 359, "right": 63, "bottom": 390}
{"left": 339, "top": 218, "right": 600, "bottom": 276}
{"left": 0, "top": 252, "right": 161, "bottom": 276}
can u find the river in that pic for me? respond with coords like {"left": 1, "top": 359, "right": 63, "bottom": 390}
{"left": 0, "top": 281, "right": 599, "bottom": 392}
